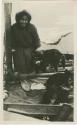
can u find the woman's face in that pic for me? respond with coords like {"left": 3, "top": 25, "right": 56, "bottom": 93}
{"left": 19, "top": 15, "right": 28, "bottom": 28}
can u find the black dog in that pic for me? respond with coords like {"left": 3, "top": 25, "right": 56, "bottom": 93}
{"left": 33, "top": 49, "right": 65, "bottom": 73}
{"left": 41, "top": 70, "right": 73, "bottom": 104}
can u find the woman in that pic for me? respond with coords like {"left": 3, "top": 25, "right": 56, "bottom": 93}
{"left": 6, "top": 10, "right": 40, "bottom": 74}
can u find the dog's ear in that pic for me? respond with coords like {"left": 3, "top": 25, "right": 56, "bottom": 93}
{"left": 65, "top": 69, "right": 69, "bottom": 73}
{"left": 65, "top": 69, "right": 73, "bottom": 83}
{"left": 65, "top": 69, "right": 70, "bottom": 76}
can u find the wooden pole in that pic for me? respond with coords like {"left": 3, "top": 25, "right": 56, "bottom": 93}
{"left": 3, "top": 3, "right": 12, "bottom": 72}
{"left": 4, "top": 3, "right": 12, "bottom": 30}
{"left": 19, "top": 72, "right": 65, "bottom": 80}
{"left": 4, "top": 3, "right": 12, "bottom": 58}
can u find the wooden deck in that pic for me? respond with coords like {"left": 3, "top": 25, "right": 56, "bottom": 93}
{"left": 4, "top": 103, "right": 73, "bottom": 121}
{"left": 4, "top": 69, "right": 73, "bottom": 121}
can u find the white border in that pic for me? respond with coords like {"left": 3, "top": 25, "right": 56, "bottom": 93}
{"left": 0, "top": 0, "right": 77, "bottom": 124}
